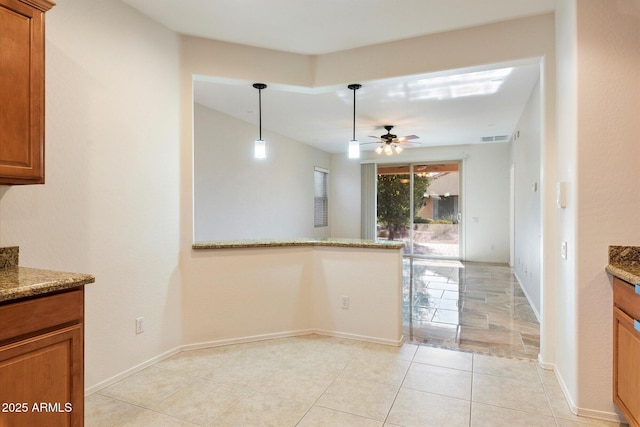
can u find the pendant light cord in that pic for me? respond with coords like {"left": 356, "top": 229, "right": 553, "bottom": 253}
{"left": 348, "top": 84, "right": 361, "bottom": 141}
{"left": 258, "top": 87, "right": 262, "bottom": 140}
{"left": 352, "top": 88, "right": 356, "bottom": 140}
{"left": 253, "top": 83, "right": 267, "bottom": 140}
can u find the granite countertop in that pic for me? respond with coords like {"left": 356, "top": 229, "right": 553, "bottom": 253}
{"left": 192, "top": 238, "right": 405, "bottom": 250}
{"left": 606, "top": 245, "right": 640, "bottom": 284}
{"left": 0, "top": 247, "right": 95, "bottom": 303}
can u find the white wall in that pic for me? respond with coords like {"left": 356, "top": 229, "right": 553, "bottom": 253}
{"left": 194, "top": 103, "right": 331, "bottom": 241}
{"left": 329, "top": 154, "right": 361, "bottom": 238}
{"left": 512, "top": 79, "right": 542, "bottom": 317}
{"left": 0, "top": 0, "right": 181, "bottom": 391}
{"left": 312, "top": 247, "right": 403, "bottom": 342}
{"left": 554, "top": 1, "right": 579, "bottom": 406}
{"left": 313, "top": 15, "right": 555, "bottom": 87}
{"left": 555, "top": 0, "right": 640, "bottom": 418}
{"left": 462, "top": 143, "right": 511, "bottom": 263}
{"left": 183, "top": 246, "right": 403, "bottom": 346}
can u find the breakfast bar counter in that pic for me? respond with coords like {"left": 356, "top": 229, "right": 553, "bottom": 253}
{"left": 186, "top": 237, "right": 405, "bottom": 347}
{"left": 192, "top": 238, "right": 405, "bottom": 250}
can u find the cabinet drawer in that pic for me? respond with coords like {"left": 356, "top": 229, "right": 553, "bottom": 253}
{"left": 614, "top": 277, "right": 640, "bottom": 321}
{"left": 0, "top": 289, "right": 83, "bottom": 343}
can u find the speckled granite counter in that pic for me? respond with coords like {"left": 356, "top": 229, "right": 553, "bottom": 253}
{"left": 192, "top": 238, "right": 405, "bottom": 250}
{"left": 0, "top": 246, "right": 95, "bottom": 303}
{"left": 606, "top": 245, "right": 640, "bottom": 284}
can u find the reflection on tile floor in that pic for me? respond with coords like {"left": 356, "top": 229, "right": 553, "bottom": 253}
{"left": 86, "top": 335, "right": 626, "bottom": 426}
{"left": 404, "top": 259, "right": 541, "bottom": 359}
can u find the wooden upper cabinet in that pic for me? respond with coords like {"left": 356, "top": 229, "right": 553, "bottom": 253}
{"left": 0, "top": 0, "right": 54, "bottom": 185}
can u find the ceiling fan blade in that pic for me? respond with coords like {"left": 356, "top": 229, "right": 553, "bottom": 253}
{"left": 397, "top": 140, "right": 423, "bottom": 146}
{"left": 398, "top": 135, "right": 420, "bottom": 141}
{"left": 367, "top": 136, "right": 385, "bottom": 142}
{"left": 360, "top": 141, "right": 381, "bottom": 145}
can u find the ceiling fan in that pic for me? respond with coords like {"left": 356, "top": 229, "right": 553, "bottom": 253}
{"left": 365, "top": 125, "right": 420, "bottom": 155}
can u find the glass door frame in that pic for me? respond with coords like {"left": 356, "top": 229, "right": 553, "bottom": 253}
{"left": 376, "top": 160, "right": 463, "bottom": 260}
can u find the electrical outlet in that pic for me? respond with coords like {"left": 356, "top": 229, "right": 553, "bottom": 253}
{"left": 341, "top": 295, "right": 350, "bottom": 309}
{"left": 136, "top": 317, "right": 144, "bottom": 334}
{"left": 561, "top": 241, "right": 568, "bottom": 260}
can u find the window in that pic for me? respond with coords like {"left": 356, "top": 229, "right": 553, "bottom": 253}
{"left": 314, "top": 167, "right": 328, "bottom": 227}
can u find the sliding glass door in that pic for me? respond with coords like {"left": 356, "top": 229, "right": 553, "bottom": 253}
{"left": 377, "top": 163, "right": 460, "bottom": 259}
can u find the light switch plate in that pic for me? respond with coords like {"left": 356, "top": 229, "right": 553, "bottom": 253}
{"left": 557, "top": 182, "right": 567, "bottom": 209}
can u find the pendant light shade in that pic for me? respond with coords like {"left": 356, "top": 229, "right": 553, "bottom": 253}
{"left": 254, "top": 138, "right": 266, "bottom": 159}
{"left": 253, "top": 83, "right": 267, "bottom": 159}
{"left": 347, "top": 84, "right": 361, "bottom": 159}
{"left": 348, "top": 139, "right": 360, "bottom": 159}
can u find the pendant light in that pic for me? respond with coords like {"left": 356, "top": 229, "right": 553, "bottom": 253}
{"left": 347, "top": 84, "right": 361, "bottom": 159}
{"left": 253, "top": 83, "right": 267, "bottom": 159}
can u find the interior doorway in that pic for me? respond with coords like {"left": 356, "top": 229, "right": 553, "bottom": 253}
{"left": 376, "top": 163, "right": 461, "bottom": 259}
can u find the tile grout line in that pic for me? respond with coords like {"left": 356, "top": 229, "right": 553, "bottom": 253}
{"left": 381, "top": 343, "right": 419, "bottom": 426}
{"left": 468, "top": 352, "right": 476, "bottom": 426}
{"left": 293, "top": 349, "right": 384, "bottom": 426}
{"left": 536, "top": 365, "right": 564, "bottom": 427}
{"left": 93, "top": 391, "right": 198, "bottom": 427}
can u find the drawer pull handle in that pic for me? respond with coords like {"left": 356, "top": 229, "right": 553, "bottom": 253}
{"left": 636, "top": 284, "right": 640, "bottom": 295}
{"left": 636, "top": 320, "right": 640, "bottom": 333}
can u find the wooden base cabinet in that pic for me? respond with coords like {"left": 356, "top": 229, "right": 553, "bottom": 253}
{"left": 613, "top": 277, "right": 640, "bottom": 427}
{"left": 0, "top": 289, "right": 84, "bottom": 427}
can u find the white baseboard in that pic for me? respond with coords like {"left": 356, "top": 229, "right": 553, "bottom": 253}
{"left": 84, "top": 346, "right": 180, "bottom": 396}
{"left": 85, "top": 329, "right": 402, "bottom": 395}
{"left": 180, "top": 329, "right": 316, "bottom": 352}
{"left": 537, "top": 354, "right": 554, "bottom": 370}
{"left": 576, "top": 407, "right": 626, "bottom": 423}
{"left": 313, "top": 329, "right": 404, "bottom": 347}
{"left": 546, "top": 362, "right": 625, "bottom": 424}
{"left": 513, "top": 271, "right": 541, "bottom": 323}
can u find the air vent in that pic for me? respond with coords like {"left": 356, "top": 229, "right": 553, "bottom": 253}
{"left": 481, "top": 135, "right": 510, "bottom": 143}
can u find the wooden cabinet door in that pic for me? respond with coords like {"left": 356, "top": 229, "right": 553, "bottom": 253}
{"left": 0, "top": 0, "right": 53, "bottom": 184}
{"left": 0, "top": 324, "right": 84, "bottom": 427}
{"left": 613, "top": 306, "right": 640, "bottom": 427}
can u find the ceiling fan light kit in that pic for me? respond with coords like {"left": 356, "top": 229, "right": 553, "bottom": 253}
{"left": 347, "top": 83, "right": 362, "bottom": 159}
{"left": 253, "top": 83, "right": 267, "bottom": 159}
{"left": 369, "top": 125, "right": 418, "bottom": 156}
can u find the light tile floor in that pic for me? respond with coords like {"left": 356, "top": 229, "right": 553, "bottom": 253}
{"left": 86, "top": 335, "right": 626, "bottom": 427}
{"left": 87, "top": 263, "right": 625, "bottom": 426}
{"left": 404, "top": 259, "right": 541, "bottom": 359}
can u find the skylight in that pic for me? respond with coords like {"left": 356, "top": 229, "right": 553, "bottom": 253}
{"left": 402, "top": 67, "right": 514, "bottom": 101}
